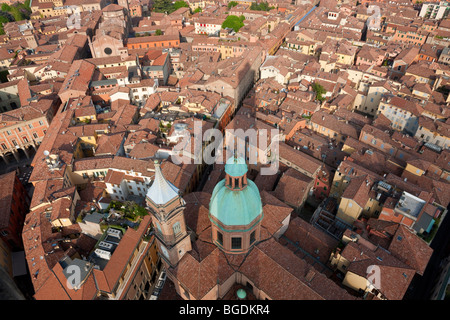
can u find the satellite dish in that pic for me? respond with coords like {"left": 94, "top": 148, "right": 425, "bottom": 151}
{"left": 43, "top": 150, "right": 50, "bottom": 156}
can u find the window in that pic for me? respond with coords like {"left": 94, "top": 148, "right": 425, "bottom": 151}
{"left": 173, "top": 222, "right": 182, "bottom": 236}
{"left": 231, "top": 237, "right": 241, "bottom": 249}
{"left": 250, "top": 231, "right": 256, "bottom": 245}
{"left": 217, "top": 231, "right": 223, "bottom": 245}
{"left": 1, "top": 143, "right": 6, "bottom": 150}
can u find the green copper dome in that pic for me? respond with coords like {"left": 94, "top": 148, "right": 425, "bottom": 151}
{"left": 209, "top": 157, "right": 263, "bottom": 227}
{"left": 237, "top": 289, "right": 247, "bottom": 299}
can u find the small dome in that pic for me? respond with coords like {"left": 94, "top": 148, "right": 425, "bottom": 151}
{"left": 209, "top": 179, "right": 262, "bottom": 226}
{"left": 237, "top": 289, "right": 247, "bottom": 299}
{"left": 225, "top": 156, "right": 248, "bottom": 177}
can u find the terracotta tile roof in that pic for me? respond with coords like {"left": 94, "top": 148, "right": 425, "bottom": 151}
{"left": 161, "top": 160, "right": 196, "bottom": 192}
{"left": 312, "top": 110, "right": 358, "bottom": 136}
{"left": 273, "top": 168, "right": 313, "bottom": 208}
{"left": 92, "top": 268, "right": 110, "bottom": 292}
{"left": 254, "top": 171, "right": 279, "bottom": 192}
{"left": 243, "top": 239, "right": 356, "bottom": 300}
{"left": 342, "top": 241, "right": 416, "bottom": 300}
{"left": 260, "top": 190, "right": 293, "bottom": 236}
{"left": 72, "top": 155, "right": 114, "bottom": 172}
{"left": 95, "top": 132, "right": 126, "bottom": 156}
{"left": 183, "top": 192, "right": 211, "bottom": 235}
{"left": 102, "top": 3, "right": 124, "bottom": 12}
{"left": 384, "top": 96, "right": 424, "bottom": 117}
{"left": 22, "top": 204, "right": 67, "bottom": 293}
{"left": 283, "top": 217, "right": 339, "bottom": 264}
{"left": 105, "top": 170, "right": 125, "bottom": 185}
{"left": 337, "top": 158, "right": 384, "bottom": 182}
{"left": 128, "top": 142, "right": 160, "bottom": 160}
{"left": 278, "top": 142, "right": 322, "bottom": 177}
{"left": 341, "top": 175, "right": 372, "bottom": 208}
{"left": 127, "top": 34, "right": 179, "bottom": 45}
{"left": 102, "top": 215, "right": 152, "bottom": 294}
{"left": 112, "top": 156, "right": 156, "bottom": 177}
{"left": 33, "top": 268, "right": 71, "bottom": 300}
{"left": 170, "top": 247, "right": 234, "bottom": 300}
{"left": 29, "top": 179, "right": 68, "bottom": 210}
{"left": 388, "top": 225, "right": 433, "bottom": 276}
{"left": 200, "top": 165, "right": 224, "bottom": 194}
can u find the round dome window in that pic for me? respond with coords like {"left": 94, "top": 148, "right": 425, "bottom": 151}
{"left": 104, "top": 47, "right": 112, "bottom": 55}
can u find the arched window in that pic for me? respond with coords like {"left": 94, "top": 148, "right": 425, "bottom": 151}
{"left": 173, "top": 222, "right": 182, "bottom": 236}
{"left": 155, "top": 222, "right": 162, "bottom": 234}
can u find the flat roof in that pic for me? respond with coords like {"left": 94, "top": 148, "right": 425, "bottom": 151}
{"left": 395, "top": 191, "right": 426, "bottom": 219}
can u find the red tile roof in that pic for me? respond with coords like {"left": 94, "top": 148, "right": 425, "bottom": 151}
{"left": 283, "top": 217, "right": 339, "bottom": 264}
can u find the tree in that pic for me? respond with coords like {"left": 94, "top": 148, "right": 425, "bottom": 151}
{"left": 0, "top": 2, "right": 30, "bottom": 22}
{"left": 228, "top": 1, "right": 238, "bottom": 8}
{"left": 250, "top": 1, "right": 274, "bottom": 11}
{"left": 312, "top": 83, "right": 327, "bottom": 102}
{"left": 173, "top": 0, "right": 189, "bottom": 10}
{"left": 0, "top": 16, "right": 10, "bottom": 35}
{"left": 193, "top": 7, "right": 202, "bottom": 13}
{"left": 1, "top": 4, "right": 11, "bottom": 11}
{"left": 155, "top": 29, "right": 163, "bottom": 35}
{"left": 9, "top": 7, "right": 25, "bottom": 21}
{"left": 222, "top": 15, "right": 245, "bottom": 32}
{"left": 152, "top": 0, "right": 174, "bottom": 13}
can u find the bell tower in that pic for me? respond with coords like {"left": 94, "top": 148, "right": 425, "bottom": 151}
{"left": 145, "top": 160, "right": 191, "bottom": 268}
{"left": 117, "top": 0, "right": 130, "bottom": 17}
